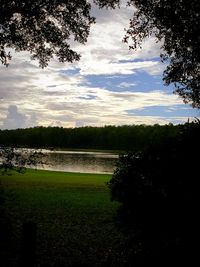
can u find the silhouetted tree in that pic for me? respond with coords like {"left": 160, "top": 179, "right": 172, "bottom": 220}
{"left": 107, "top": 120, "right": 200, "bottom": 265}
{"left": 0, "top": 0, "right": 120, "bottom": 67}
{"left": 123, "top": 0, "right": 200, "bottom": 108}
{"left": 0, "top": 0, "right": 96, "bottom": 67}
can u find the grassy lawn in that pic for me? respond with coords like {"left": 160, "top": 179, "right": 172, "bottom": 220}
{"left": 0, "top": 169, "right": 126, "bottom": 267}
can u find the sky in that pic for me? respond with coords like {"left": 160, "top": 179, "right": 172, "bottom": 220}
{"left": 0, "top": 2, "right": 199, "bottom": 130}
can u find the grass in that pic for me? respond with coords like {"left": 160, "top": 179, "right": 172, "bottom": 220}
{"left": 0, "top": 169, "right": 126, "bottom": 267}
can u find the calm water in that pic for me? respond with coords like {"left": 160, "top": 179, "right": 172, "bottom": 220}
{"left": 35, "top": 150, "right": 118, "bottom": 174}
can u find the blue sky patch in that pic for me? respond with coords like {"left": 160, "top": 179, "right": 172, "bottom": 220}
{"left": 126, "top": 105, "right": 199, "bottom": 118}
{"left": 81, "top": 72, "right": 175, "bottom": 94}
{"left": 78, "top": 95, "right": 96, "bottom": 100}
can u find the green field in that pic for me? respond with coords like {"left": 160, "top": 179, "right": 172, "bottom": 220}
{"left": 0, "top": 169, "right": 126, "bottom": 267}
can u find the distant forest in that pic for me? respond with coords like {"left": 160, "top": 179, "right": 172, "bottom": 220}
{"left": 0, "top": 124, "right": 184, "bottom": 152}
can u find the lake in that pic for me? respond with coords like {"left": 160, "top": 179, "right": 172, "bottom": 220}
{"left": 32, "top": 150, "right": 118, "bottom": 174}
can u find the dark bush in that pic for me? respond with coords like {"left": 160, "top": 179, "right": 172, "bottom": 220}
{"left": 108, "top": 120, "right": 200, "bottom": 265}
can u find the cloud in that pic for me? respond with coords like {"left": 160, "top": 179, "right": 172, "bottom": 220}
{"left": 0, "top": 3, "right": 198, "bottom": 129}
{"left": 1, "top": 105, "right": 26, "bottom": 129}
{"left": 117, "top": 82, "right": 137, "bottom": 88}
{"left": 41, "top": 86, "right": 186, "bottom": 124}
{"left": 0, "top": 49, "right": 196, "bottom": 128}
{"left": 1, "top": 105, "right": 37, "bottom": 130}
{"left": 49, "top": 121, "right": 63, "bottom": 127}
{"left": 2, "top": 2, "right": 163, "bottom": 76}
{"left": 63, "top": 2, "right": 164, "bottom": 76}
{"left": 77, "top": 59, "right": 164, "bottom": 76}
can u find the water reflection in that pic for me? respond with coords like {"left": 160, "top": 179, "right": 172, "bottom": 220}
{"left": 37, "top": 150, "right": 118, "bottom": 174}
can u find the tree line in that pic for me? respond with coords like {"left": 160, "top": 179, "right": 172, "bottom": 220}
{"left": 0, "top": 124, "right": 182, "bottom": 151}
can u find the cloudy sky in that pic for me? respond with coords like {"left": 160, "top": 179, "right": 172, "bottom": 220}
{"left": 0, "top": 3, "right": 199, "bottom": 130}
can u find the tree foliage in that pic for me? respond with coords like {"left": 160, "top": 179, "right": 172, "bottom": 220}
{"left": 0, "top": 0, "right": 120, "bottom": 67}
{"left": 107, "top": 120, "right": 200, "bottom": 264}
{"left": 0, "top": 124, "right": 179, "bottom": 151}
{"left": 124, "top": 0, "right": 200, "bottom": 108}
{"left": 0, "top": 147, "right": 43, "bottom": 174}
{"left": 0, "top": 0, "right": 96, "bottom": 67}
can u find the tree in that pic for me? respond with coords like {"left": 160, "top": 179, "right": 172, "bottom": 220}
{"left": 0, "top": 0, "right": 96, "bottom": 67}
{"left": 124, "top": 0, "right": 200, "bottom": 108}
{"left": 107, "top": 120, "right": 200, "bottom": 265}
{"left": 0, "top": 0, "right": 120, "bottom": 68}
{"left": 0, "top": 147, "right": 44, "bottom": 174}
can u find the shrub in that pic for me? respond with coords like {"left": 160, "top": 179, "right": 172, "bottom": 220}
{"left": 108, "top": 120, "right": 200, "bottom": 265}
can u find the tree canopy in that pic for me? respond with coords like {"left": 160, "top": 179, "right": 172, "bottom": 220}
{"left": 0, "top": 0, "right": 96, "bottom": 67}
{"left": 0, "top": 0, "right": 120, "bottom": 67}
{"left": 124, "top": 0, "right": 200, "bottom": 108}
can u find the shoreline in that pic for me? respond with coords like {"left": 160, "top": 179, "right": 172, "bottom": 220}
{"left": 1, "top": 146, "right": 123, "bottom": 154}
{"left": 5, "top": 167, "right": 113, "bottom": 177}
{"left": 28, "top": 167, "right": 114, "bottom": 175}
